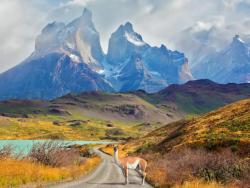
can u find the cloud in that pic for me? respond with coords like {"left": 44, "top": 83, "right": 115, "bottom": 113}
{"left": 59, "top": 0, "right": 95, "bottom": 7}
{"left": 0, "top": 0, "right": 53, "bottom": 73}
{"left": 0, "top": 0, "right": 249, "bottom": 73}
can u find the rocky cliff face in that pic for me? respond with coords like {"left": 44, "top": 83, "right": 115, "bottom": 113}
{"left": 34, "top": 8, "right": 104, "bottom": 71}
{"left": 0, "top": 9, "right": 112, "bottom": 100}
{"left": 105, "top": 22, "right": 193, "bottom": 93}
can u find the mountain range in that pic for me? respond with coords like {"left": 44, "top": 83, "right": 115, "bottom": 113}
{"left": 0, "top": 8, "right": 249, "bottom": 101}
{"left": 0, "top": 8, "right": 192, "bottom": 101}
{"left": 192, "top": 35, "right": 250, "bottom": 84}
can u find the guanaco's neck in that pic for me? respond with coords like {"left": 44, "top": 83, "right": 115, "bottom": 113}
{"left": 114, "top": 150, "right": 120, "bottom": 164}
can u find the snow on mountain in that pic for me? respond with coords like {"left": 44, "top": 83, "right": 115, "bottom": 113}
{"left": 69, "top": 54, "right": 81, "bottom": 63}
{"left": 106, "top": 23, "right": 193, "bottom": 92}
{"left": 125, "top": 32, "right": 146, "bottom": 46}
{"left": 107, "top": 22, "right": 150, "bottom": 65}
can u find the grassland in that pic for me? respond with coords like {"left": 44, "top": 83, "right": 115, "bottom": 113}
{"left": 0, "top": 92, "right": 179, "bottom": 140}
{"left": 0, "top": 115, "right": 142, "bottom": 140}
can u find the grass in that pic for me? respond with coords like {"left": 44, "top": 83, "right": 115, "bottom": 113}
{"left": 173, "top": 92, "right": 227, "bottom": 114}
{"left": 173, "top": 180, "right": 224, "bottom": 188}
{"left": 0, "top": 156, "right": 101, "bottom": 187}
{"left": 0, "top": 92, "right": 172, "bottom": 141}
{"left": 0, "top": 115, "right": 143, "bottom": 140}
{"left": 143, "top": 99, "right": 250, "bottom": 154}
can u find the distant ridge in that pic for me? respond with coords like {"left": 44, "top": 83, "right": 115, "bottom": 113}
{"left": 192, "top": 35, "right": 250, "bottom": 84}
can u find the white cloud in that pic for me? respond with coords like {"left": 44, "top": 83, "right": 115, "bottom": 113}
{"left": 0, "top": 0, "right": 51, "bottom": 73}
{"left": 0, "top": 0, "right": 249, "bottom": 73}
{"left": 60, "top": 0, "right": 95, "bottom": 7}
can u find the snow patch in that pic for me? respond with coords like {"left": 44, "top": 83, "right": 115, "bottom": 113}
{"left": 96, "top": 69, "right": 105, "bottom": 74}
{"left": 125, "top": 32, "right": 145, "bottom": 46}
{"left": 66, "top": 42, "right": 74, "bottom": 49}
{"left": 237, "top": 37, "right": 245, "bottom": 43}
{"left": 69, "top": 54, "right": 81, "bottom": 63}
{"left": 149, "top": 71, "right": 161, "bottom": 77}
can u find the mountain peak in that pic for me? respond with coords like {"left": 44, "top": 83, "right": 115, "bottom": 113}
{"left": 41, "top": 21, "right": 65, "bottom": 34}
{"left": 82, "top": 8, "right": 92, "bottom": 20}
{"left": 233, "top": 34, "right": 245, "bottom": 44}
{"left": 124, "top": 22, "right": 133, "bottom": 30}
{"left": 232, "top": 35, "right": 246, "bottom": 47}
{"left": 193, "top": 33, "right": 250, "bottom": 84}
{"left": 230, "top": 34, "right": 247, "bottom": 52}
{"left": 117, "top": 22, "right": 134, "bottom": 33}
{"left": 160, "top": 44, "right": 167, "bottom": 51}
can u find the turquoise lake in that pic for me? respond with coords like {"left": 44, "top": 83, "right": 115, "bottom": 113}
{"left": 0, "top": 140, "right": 112, "bottom": 155}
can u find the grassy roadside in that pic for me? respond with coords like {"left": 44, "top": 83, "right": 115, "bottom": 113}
{"left": 0, "top": 156, "right": 101, "bottom": 187}
{"left": 0, "top": 143, "right": 101, "bottom": 188}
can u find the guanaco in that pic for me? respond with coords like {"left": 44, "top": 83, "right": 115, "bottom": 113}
{"left": 113, "top": 146, "right": 147, "bottom": 185}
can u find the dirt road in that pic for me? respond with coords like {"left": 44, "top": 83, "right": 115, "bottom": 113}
{"left": 49, "top": 149, "right": 153, "bottom": 188}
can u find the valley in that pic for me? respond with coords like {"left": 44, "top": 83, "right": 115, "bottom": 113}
{"left": 0, "top": 80, "right": 249, "bottom": 141}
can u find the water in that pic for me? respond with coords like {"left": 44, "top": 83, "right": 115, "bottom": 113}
{"left": 0, "top": 140, "right": 112, "bottom": 155}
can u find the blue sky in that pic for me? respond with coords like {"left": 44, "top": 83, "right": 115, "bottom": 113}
{"left": 0, "top": 0, "right": 249, "bottom": 73}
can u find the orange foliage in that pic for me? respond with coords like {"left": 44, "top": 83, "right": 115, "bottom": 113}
{"left": 0, "top": 156, "right": 101, "bottom": 188}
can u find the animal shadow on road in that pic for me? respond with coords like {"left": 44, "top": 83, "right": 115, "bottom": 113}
{"left": 86, "top": 181, "right": 141, "bottom": 185}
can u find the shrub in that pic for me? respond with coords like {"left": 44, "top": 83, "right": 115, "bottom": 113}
{"left": 143, "top": 148, "right": 249, "bottom": 187}
{"left": 28, "top": 141, "right": 80, "bottom": 167}
{"left": 106, "top": 128, "right": 125, "bottom": 136}
{"left": 0, "top": 145, "right": 13, "bottom": 159}
{"left": 69, "top": 145, "right": 93, "bottom": 158}
{"left": 136, "top": 143, "right": 153, "bottom": 153}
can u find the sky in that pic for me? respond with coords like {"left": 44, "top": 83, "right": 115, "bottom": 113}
{"left": 0, "top": 0, "right": 249, "bottom": 73}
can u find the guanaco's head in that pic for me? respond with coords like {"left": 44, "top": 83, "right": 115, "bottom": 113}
{"left": 114, "top": 146, "right": 118, "bottom": 153}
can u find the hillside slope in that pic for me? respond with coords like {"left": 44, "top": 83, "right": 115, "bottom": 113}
{"left": 102, "top": 99, "right": 250, "bottom": 187}
{"left": 0, "top": 80, "right": 249, "bottom": 140}
{"left": 136, "top": 79, "right": 250, "bottom": 114}
{"left": 123, "top": 98, "right": 250, "bottom": 155}
{"left": 0, "top": 92, "right": 180, "bottom": 140}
